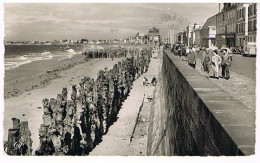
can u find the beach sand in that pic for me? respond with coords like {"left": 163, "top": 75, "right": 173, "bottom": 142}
{"left": 4, "top": 54, "right": 87, "bottom": 99}
{"left": 3, "top": 56, "right": 123, "bottom": 154}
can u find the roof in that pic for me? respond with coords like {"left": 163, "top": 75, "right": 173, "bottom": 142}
{"left": 201, "top": 15, "right": 217, "bottom": 30}
{"left": 216, "top": 4, "right": 237, "bottom": 16}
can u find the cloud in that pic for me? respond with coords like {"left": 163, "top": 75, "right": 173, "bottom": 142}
{"left": 4, "top": 3, "right": 218, "bottom": 41}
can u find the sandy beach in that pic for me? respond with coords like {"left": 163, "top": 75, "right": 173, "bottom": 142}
{"left": 4, "top": 54, "right": 87, "bottom": 99}
{"left": 4, "top": 56, "right": 123, "bottom": 153}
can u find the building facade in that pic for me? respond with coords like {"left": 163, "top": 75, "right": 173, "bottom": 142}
{"left": 176, "top": 32, "right": 183, "bottom": 44}
{"left": 175, "top": 30, "right": 187, "bottom": 45}
{"left": 148, "top": 27, "right": 160, "bottom": 45}
{"left": 169, "top": 25, "right": 175, "bottom": 45}
{"left": 200, "top": 15, "right": 216, "bottom": 48}
{"left": 236, "top": 3, "right": 247, "bottom": 48}
{"left": 248, "top": 3, "right": 257, "bottom": 44}
{"left": 186, "top": 24, "right": 202, "bottom": 46}
{"left": 216, "top": 3, "right": 237, "bottom": 48}
{"left": 194, "top": 28, "right": 201, "bottom": 45}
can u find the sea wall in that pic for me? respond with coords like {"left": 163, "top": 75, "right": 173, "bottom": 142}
{"left": 147, "top": 50, "right": 255, "bottom": 156}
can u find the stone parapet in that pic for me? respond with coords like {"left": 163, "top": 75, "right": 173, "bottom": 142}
{"left": 147, "top": 50, "right": 255, "bottom": 156}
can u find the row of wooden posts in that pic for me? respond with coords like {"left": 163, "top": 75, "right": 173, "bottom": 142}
{"left": 4, "top": 47, "right": 152, "bottom": 156}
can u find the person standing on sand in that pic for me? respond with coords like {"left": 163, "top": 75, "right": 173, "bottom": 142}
{"left": 186, "top": 46, "right": 196, "bottom": 69}
{"left": 221, "top": 49, "right": 232, "bottom": 80}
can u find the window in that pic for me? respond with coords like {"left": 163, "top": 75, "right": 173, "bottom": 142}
{"left": 254, "top": 20, "right": 257, "bottom": 31}
{"left": 242, "top": 8, "right": 245, "bottom": 18}
{"left": 252, "top": 5, "right": 255, "bottom": 15}
{"left": 249, "top": 6, "right": 251, "bottom": 16}
{"left": 249, "top": 5, "right": 254, "bottom": 16}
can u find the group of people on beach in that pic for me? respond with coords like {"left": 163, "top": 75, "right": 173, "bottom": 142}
{"left": 172, "top": 45, "right": 232, "bottom": 80}
{"left": 34, "top": 47, "right": 152, "bottom": 156}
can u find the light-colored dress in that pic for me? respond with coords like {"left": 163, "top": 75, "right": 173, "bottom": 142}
{"left": 211, "top": 53, "right": 222, "bottom": 77}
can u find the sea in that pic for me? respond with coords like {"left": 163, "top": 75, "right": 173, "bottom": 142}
{"left": 4, "top": 44, "right": 85, "bottom": 71}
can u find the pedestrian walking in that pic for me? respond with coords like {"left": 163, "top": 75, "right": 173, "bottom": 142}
{"left": 221, "top": 49, "right": 232, "bottom": 80}
{"left": 201, "top": 47, "right": 211, "bottom": 74}
{"left": 186, "top": 46, "right": 196, "bottom": 69}
{"left": 210, "top": 49, "right": 222, "bottom": 79}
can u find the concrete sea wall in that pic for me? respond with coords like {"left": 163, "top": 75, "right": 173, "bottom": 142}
{"left": 147, "top": 50, "right": 255, "bottom": 156}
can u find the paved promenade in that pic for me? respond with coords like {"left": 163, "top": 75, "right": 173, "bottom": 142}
{"left": 194, "top": 58, "right": 255, "bottom": 110}
{"left": 175, "top": 52, "right": 255, "bottom": 110}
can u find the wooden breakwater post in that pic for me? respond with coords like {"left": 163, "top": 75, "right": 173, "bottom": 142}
{"left": 5, "top": 118, "right": 33, "bottom": 155}
{"left": 2, "top": 47, "right": 152, "bottom": 156}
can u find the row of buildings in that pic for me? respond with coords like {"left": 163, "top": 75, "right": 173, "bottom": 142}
{"left": 164, "top": 3, "right": 257, "bottom": 49}
{"left": 5, "top": 39, "right": 90, "bottom": 45}
{"left": 115, "top": 27, "right": 160, "bottom": 45}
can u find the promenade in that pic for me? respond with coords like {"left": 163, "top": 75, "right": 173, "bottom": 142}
{"left": 194, "top": 57, "right": 255, "bottom": 110}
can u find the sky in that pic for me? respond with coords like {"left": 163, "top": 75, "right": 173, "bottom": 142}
{"left": 4, "top": 3, "right": 219, "bottom": 41}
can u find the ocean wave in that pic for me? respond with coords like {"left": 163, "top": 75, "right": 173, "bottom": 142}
{"left": 63, "top": 49, "right": 77, "bottom": 59}
{"left": 5, "top": 51, "right": 53, "bottom": 70}
{"left": 64, "top": 49, "right": 76, "bottom": 54}
{"left": 42, "top": 51, "right": 51, "bottom": 55}
{"left": 5, "top": 59, "right": 32, "bottom": 70}
{"left": 5, "top": 48, "right": 81, "bottom": 70}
